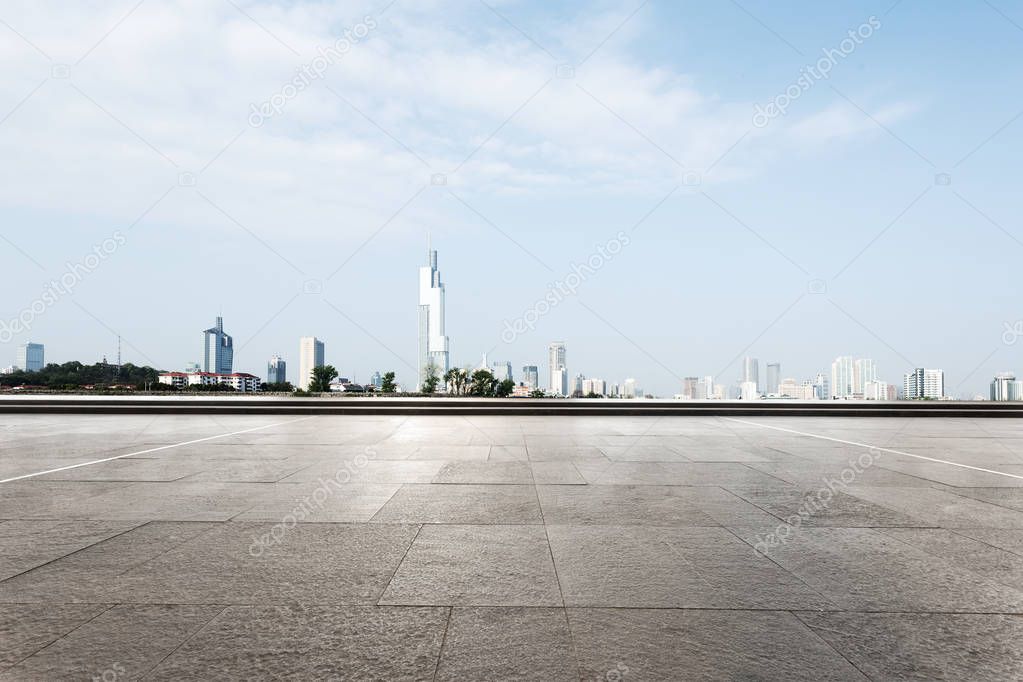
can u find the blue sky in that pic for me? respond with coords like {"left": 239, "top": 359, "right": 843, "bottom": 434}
{"left": 1, "top": 0, "right": 1021, "bottom": 396}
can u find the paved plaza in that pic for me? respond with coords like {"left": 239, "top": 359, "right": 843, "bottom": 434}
{"left": 2, "top": 413, "right": 1023, "bottom": 680}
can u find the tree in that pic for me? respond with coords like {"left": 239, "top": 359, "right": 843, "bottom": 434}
{"left": 468, "top": 369, "right": 498, "bottom": 397}
{"left": 421, "top": 364, "right": 440, "bottom": 394}
{"left": 495, "top": 379, "right": 515, "bottom": 397}
{"left": 262, "top": 382, "right": 294, "bottom": 393}
{"left": 308, "top": 365, "right": 338, "bottom": 392}
{"left": 380, "top": 371, "right": 397, "bottom": 393}
{"left": 529, "top": 389, "right": 546, "bottom": 398}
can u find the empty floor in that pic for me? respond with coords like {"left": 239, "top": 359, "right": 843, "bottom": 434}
{"left": 2, "top": 414, "right": 1023, "bottom": 680}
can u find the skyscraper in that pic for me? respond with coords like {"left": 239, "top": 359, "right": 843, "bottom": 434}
{"left": 298, "top": 337, "right": 325, "bottom": 391}
{"left": 418, "top": 237, "right": 450, "bottom": 389}
{"left": 491, "top": 361, "right": 513, "bottom": 382}
{"left": 904, "top": 368, "right": 944, "bottom": 400}
{"left": 548, "top": 342, "right": 567, "bottom": 396}
{"left": 991, "top": 373, "right": 1022, "bottom": 401}
{"left": 766, "top": 362, "right": 781, "bottom": 395}
{"left": 853, "top": 359, "right": 877, "bottom": 396}
{"left": 522, "top": 365, "right": 539, "bottom": 389}
{"left": 742, "top": 357, "right": 760, "bottom": 394}
{"left": 831, "top": 356, "right": 854, "bottom": 399}
{"left": 813, "top": 372, "right": 831, "bottom": 400}
{"left": 267, "top": 355, "right": 286, "bottom": 384}
{"left": 203, "top": 317, "right": 233, "bottom": 374}
{"left": 16, "top": 342, "right": 44, "bottom": 372}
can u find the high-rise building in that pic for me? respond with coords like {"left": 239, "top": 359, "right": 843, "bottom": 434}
{"left": 203, "top": 317, "right": 233, "bottom": 374}
{"left": 622, "top": 378, "right": 638, "bottom": 398}
{"left": 418, "top": 238, "right": 450, "bottom": 388}
{"left": 739, "top": 381, "right": 759, "bottom": 401}
{"left": 491, "top": 361, "right": 513, "bottom": 383}
{"left": 831, "top": 356, "right": 855, "bottom": 399}
{"left": 813, "top": 372, "right": 830, "bottom": 400}
{"left": 298, "top": 337, "right": 325, "bottom": 391}
{"left": 742, "top": 357, "right": 760, "bottom": 394}
{"left": 548, "top": 342, "right": 567, "bottom": 395}
{"left": 991, "top": 373, "right": 1022, "bottom": 401}
{"left": 522, "top": 365, "right": 539, "bottom": 390}
{"left": 853, "top": 359, "right": 877, "bottom": 395}
{"left": 765, "top": 362, "right": 781, "bottom": 395}
{"left": 572, "top": 373, "right": 585, "bottom": 397}
{"left": 16, "top": 342, "right": 44, "bottom": 372}
{"left": 582, "top": 378, "right": 606, "bottom": 396}
{"left": 371, "top": 371, "right": 383, "bottom": 389}
{"left": 778, "top": 378, "right": 814, "bottom": 400}
{"left": 267, "top": 355, "right": 286, "bottom": 384}
{"left": 682, "top": 377, "right": 700, "bottom": 399}
{"left": 904, "top": 368, "right": 944, "bottom": 400}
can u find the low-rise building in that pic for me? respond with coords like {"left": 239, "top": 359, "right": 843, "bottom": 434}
{"left": 159, "top": 372, "right": 261, "bottom": 392}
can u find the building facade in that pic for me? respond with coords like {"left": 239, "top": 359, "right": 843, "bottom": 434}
{"left": 765, "top": 362, "right": 781, "bottom": 395}
{"left": 522, "top": 365, "right": 539, "bottom": 390}
{"left": 298, "top": 337, "right": 325, "bottom": 391}
{"left": 742, "top": 357, "right": 760, "bottom": 394}
{"left": 267, "top": 355, "right": 287, "bottom": 384}
{"left": 418, "top": 240, "right": 450, "bottom": 388}
{"left": 159, "top": 372, "right": 261, "bottom": 392}
{"left": 16, "top": 342, "right": 44, "bottom": 372}
{"left": 904, "top": 368, "right": 944, "bottom": 400}
{"left": 548, "top": 343, "right": 567, "bottom": 395}
{"left": 203, "top": 317, "right": 233, "bottom": 374}
{"left": 991, "top": 373, "right": 1022, "bottom": 401}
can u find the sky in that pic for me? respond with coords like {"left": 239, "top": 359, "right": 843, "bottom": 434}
{"left": 1, "top": 0, "right": 1021, "bottom": 397}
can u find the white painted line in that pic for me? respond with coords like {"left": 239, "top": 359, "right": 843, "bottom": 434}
{"left": 722, "top": 417, "right": 1023, "bottom": 481}
{"left": 0, "top": 416, "right": 316, "bottom": 484}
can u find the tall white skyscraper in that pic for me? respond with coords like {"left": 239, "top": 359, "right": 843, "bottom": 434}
{"left": 298, "top": 337, "right": 325, "bottom": 391}
{"left": 742, "top": 357, "right": 760, "bottom": 394}
{"left": 991, "top": 373, "right": 1022, "bottom": 401}
{"left": 904, "top": 368, "right": 944, "bottom": 400}
{"left": 853, "top": 359, "right": 877, "bottom": 395}
{"left": 16, "top": 342, "right": 44, "bottom": 372}
{"left": 548, "top": 342, "right": 567, "bottom": 395}
{"left": 831, "top": 356, "right": 855, "bottom": 399}
{"left": 203, "top": 317, "right": 233, "bottom": 374}
{"left": 418, "top": 238, "right": 450, "bottom": 388}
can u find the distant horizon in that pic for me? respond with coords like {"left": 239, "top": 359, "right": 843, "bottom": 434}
{"left": 3, "top": 2, "right": 1021, "bottom": 398}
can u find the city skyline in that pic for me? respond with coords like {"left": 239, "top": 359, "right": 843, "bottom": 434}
{"left": 2, "top": 3, "right": 1021, "bottom": 397}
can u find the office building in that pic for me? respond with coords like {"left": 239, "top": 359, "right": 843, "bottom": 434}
{"left": 742, "top": 357, "right": 759, "bottom": 394}
{"left": 831, "top": 356, "right": 855, "bottom": 399}
{"left": 16, "top": 342, "right": 44, "bottom": 372}
{"left": 765, "top": 362, "right": 781, "bottom": 395}
{"left": 418, "top": 238, "right": 450, "bottom": 388}
{"left": 778, "top": 378, "right": 814, "bottom": 400}
{"left": 491, "top": 361, "right": 513, "bottom": 383}
{"left": 203, "top": 317, "right": 233, "bottom": 374}
{"left": 572, "top": 373, "right": 585, "bottom": 397}
{"left": 298, "top": 336, "right": 325, "bottom": 391}
{"left": 813, "top": 372, "right": 830, "bottom": 401}
{"left": 371, "top": 371, "right": 383, "bottom": 389}
{"left": 548, "top": 342, "right": 567, "bottom": 395}
{"left": 582, "top": 378, "right": 606, "bottom": 396}
{"left": 682, "top": 377, "right": 700, "bottom": 400}
{"left": 904, "top": 368, "right": 944, "bottom": 400}
{"left": 991, "top": 373, "right": 1022, "bottom": 401}
{"left": 267, "top": 355, "right": 286, "bottom": 384}
{"left": 853, "top": 359, "right": 877, "bottom": 396}
{"left": 522, "top": 365, "right": 539, "bottom": 390}
{"left": 622, "top": 378, "right": 639, "bottom": 399}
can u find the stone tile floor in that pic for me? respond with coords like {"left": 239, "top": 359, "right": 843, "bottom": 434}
{"left": 2, "top": 414, "right": 1023, "bottom": 679}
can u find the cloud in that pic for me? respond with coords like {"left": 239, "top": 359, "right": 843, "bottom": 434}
{"left": 0, "top": 0, "right": 918, "bottom": 246}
